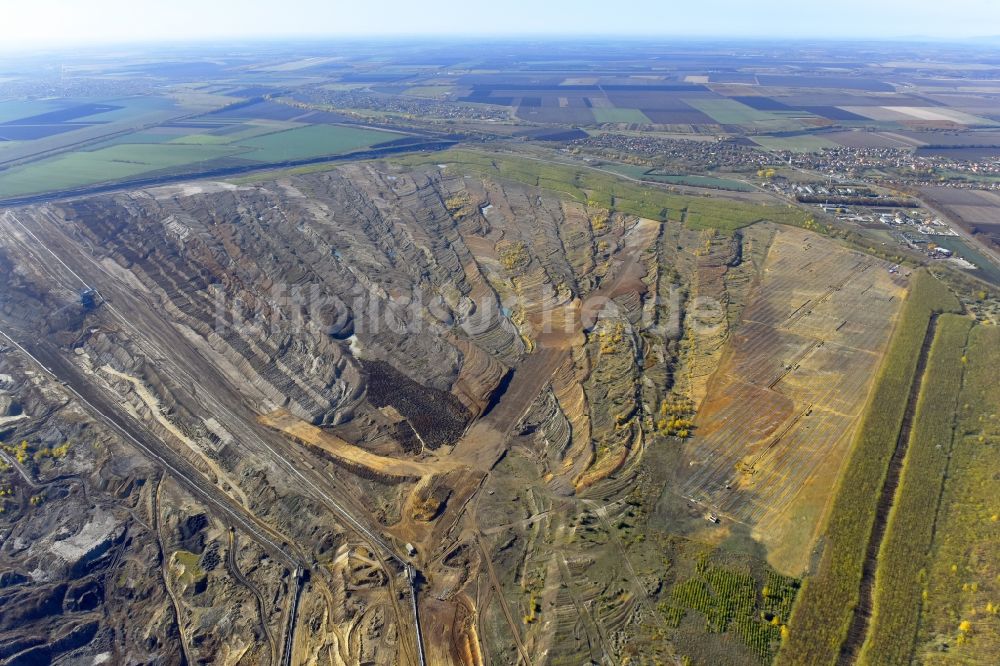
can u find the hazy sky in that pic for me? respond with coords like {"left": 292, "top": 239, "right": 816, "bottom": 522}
{"left": 1, "top": 0, "right": 997, "bottom": 47}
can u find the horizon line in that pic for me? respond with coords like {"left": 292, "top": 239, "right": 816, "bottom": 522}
{"left": 2, "top": 32, "right": 999, "bottom": 55}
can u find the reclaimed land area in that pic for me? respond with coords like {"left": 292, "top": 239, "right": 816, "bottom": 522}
{"left": 778, "top": 270, "right": 960, "bottom": 666}
{"left": 676, "top": 228, "right": 907, "bottom": 569}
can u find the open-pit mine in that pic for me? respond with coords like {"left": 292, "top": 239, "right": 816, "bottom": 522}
{"left": 0, "top": 156, "right": 919, "bottom": 665}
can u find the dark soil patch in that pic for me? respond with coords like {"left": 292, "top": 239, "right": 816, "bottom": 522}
{"left": 361, "top": 360, "right": 470, "bottom": 449}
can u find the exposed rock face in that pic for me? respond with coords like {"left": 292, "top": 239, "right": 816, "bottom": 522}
{"left": 675, "top": 226, "right": 773, "bottom": 407}
{"left": 448, "top": 335, "right": 511, "bottom": 419}
{"left": 51, "top": 166, "right": 545, "bottom": 431}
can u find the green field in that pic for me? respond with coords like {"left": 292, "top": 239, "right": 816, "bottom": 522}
{"left": 685, "top": 99, "right": 776, "bottom": 124}
{"left": 778, "top": 271, "right": 961, "bottom": 666}
{"left": 592, "top": 108, "right": 651, "bottom": 124}
{"left": 0, "top": 123, "right": 405, "bottom": 199}
{"left": 685, "top": 99, "right": 805, "bottom": 132}
{"left": 160, "top": 121, "right": 300, "bottom": 146}
{"left": 239, "top": 125, "right": 400, "bottom": 162}
{"left": 402, "top": 85, "right": 454, "bottom": 98}
{"left": 91, "top": 131, "right": 181, "bottom": 147}
{"left": 165, "top": 133, "right": 235, "bottom": 145}
{"left": 0, "top": 96, "right": 179, "bottom": 127}
{"left": 643, "top": 171, "right": 753, "bottom": 191}
{"left": 662, "top": 175, "right": 753, "bottom": 191}
{"left": 0, "top": 100, "right": 59, "bottom": 123}
{"left": 0, "top": 143, "right": 246, "bottom": 197}
{"left": 393, "top": 149, "right": 809, "bottom": 232}
{"left": 76, "top": 96, "right": 178, "bottom": 123}
{"left": 215, "top": 122, "right": 303, "bottom": 143}
{"left": 859, "top": 314, "right": 974, "bottom": 664}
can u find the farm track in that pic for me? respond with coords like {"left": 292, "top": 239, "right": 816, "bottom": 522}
{"left": 555, "top": 553, "right": 612, "bottom": 664}
{"left": 837, "top": 314, "right": 939, "bottom": 665}
{"left": 588, "top": 502, "right": 670, "bottom": 636}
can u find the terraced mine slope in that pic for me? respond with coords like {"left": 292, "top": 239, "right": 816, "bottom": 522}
{"left": 0, "top": 155, "right": 947, "bottom": 665}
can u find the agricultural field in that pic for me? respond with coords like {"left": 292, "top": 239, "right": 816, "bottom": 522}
{"left": 0, "top": 99, "right": 58, "bottom": 123}
{"left": 755, "top": 75, "right": 895, "bottom": 92}
{"left": 684, "top": 99, "right": 805, "bottom": 131}
{"left": 442, "top": 71, "right": 1000, "bottom": 136}
{"left": 685, "top": 99, "right": 780, "bottom": 125}
{"left": 238, "top": 124, "right": 401, "bottom": 162}
{"left": 750, "top": 134, "right": 840, "bottom": 153}
{"left": 0, "top": 97, "right": 178, "bottom": 142}
{"left": 779, "top": 271, "right": 961, "bottom": 666}
{"left": 839, "top": 105, "right": 993, "bottom": 126}
{"left": 0, "top": 121, "right": 404, "bottom": 198}
{"left": 401, "top": 85, "right": 455, "bottom": 98}
{"left": 678, "top": 229, "right": 908, "bottom": 566}
{"left": 823, "top": 129, "right": 919, "bottom": 148}
{"left": 645, "top": 173, "right": 754, "bottom": 191}
{"left": 0, "top": 95, "right": 197, "bottom": 165}
{"left": 591, "top": 107, "right": 651, "bottom": 124}
{"left": 0, "top": 143, "right": 245, "bottom": 197}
